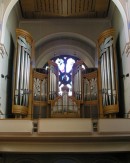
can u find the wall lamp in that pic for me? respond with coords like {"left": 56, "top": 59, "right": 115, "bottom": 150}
{"left": 1, "top": 74, "right": 10, "bottom": 79}
{"left": 121, "top": 73, "right": 129, "bottom": 78}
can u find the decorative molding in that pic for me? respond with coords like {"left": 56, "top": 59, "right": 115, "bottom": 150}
{"left": 124, "top": 42, "right": 130, "bottom": 56}
{"left": 0, "top": 43, "right": 7, "bottom": 57}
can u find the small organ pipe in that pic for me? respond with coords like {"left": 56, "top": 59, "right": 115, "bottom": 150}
{"left": 49, "top": 66, "right": 52, "bottom": 99}
{"left": 106, "top": 48, "right": 112, "bottom": 105}
{"left": 23, "top": 51, "right": 28, "bottom": 106}
{"left": 15, "top": 41, "right": 22, "bottom": 105}
{"left": 25, "top": 52, "right": 30, "bottom": 106}
{"left": 103, "top": 53, "right": 108, "bottom": 106}
{"left": 26, "top": 53, "right": 30, "bottom": 106}
{"left": 77, "top": 73, "right": 78, "bottom": 98}
{"left": 51, "top": 71, "right": 53, "bottom": 99}
{"left": 53, "top": 73, "right": 56, "bottom": 98}
{"left": 110, "top": 44, "right": 116, "bottom": 104}
{"left": 20, "top": 46, "right": 25, "bottom": 105}
{"left": 79, "top": 66, "right": 82, "bottom": 100}
{"left": 100, "top": 54, "right": 105, "bottom": 106}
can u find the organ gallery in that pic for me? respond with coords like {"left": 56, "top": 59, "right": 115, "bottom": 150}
{"left": 12, "top": 28, "right": 119, "bottom": 119}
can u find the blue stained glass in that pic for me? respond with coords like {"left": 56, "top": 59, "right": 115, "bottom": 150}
{"left": 43, "top": 55, "right": 86, "bottom": 96}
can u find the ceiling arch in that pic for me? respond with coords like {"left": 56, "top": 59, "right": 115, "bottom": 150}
{"left": 35, "top": 32, "right": 96, "bottom": 47}
{"left": 35, "top": 32, "right": 96, "bottom": 68}
{"left": 36, "top": 44, "right": 94, "bottom": 68}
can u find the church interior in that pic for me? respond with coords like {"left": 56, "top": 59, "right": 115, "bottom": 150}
{"left": 0, "top": 0, "right": 130, "bottom": 162}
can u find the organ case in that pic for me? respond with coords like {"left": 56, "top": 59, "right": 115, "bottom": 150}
{"left": 12, "top": 29, "right": 34, "bottom": 117}
{"left": 97, "top": 28, "right": 119, "bottom": 117}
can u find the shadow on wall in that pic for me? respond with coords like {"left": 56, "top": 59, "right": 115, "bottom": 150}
{"left": 6, "top": 33, "right": 15, "bottom": 118}
{"left": 116, "top": 34, "right": 125, "bottom": 118}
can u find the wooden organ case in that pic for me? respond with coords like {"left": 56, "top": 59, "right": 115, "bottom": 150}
{"left": 97, "top": 28, "right": 119, "bottom": 117}
{"left": 12, "top": 29, "right": 34, "bottom": 117}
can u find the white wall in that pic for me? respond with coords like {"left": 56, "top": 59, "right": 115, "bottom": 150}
{"left": 0, "top": 6, "right": 18, "bottom": 117}
{"left": 112, "top": 6, "right": 130, "bottom": 115}
{"left": 127, "top": 0, "right": 130, "bottom": 38}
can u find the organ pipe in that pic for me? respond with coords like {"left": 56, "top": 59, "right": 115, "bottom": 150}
{"left": 20, "top": 46, "right": 25, "bottom": 105}
{"left": 15, "top": 42, "right": 21, "bottom": 105}
{"left": 72, "top": 60, "right": 83, "bottom": 101}
{"left": 24, "top": 51, "right": 26, "bottom": 104}
{"left": 106, "top": 48, "right": 112, "bottom": 105}
{"left": 100, "top": 54, "right": 105, "bottom": 106}
{"left": 48, "top": 61, "right": 58, "bottom": 101}
{"left": 103, "top": 52, "right": 108, "bottom": 106}
{"left": 110, "top": 45, "right": 116, "bottom": 104}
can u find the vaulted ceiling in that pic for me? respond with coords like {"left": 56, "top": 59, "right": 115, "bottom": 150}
{"left": 19, "top": 0, "right": 110, "bottom": 19}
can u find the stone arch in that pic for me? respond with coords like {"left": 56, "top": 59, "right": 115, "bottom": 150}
{"left": 35, "top": 32, "right": 96, "bottom": 68}
{"left": 112, "top": 0, "right": 129, "bottom": 42}
{"left": 0, "top": 0, "right": 18, "bottom": 43}
{"left": 35, "top": 32, "right": 96, "bottom": 47}
{"left": 36, "top": 44, "right": 94, "bottom": 68}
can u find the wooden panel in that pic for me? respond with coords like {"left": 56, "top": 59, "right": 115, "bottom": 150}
{"left": 19, "top": 0, "right": 110, "bottom": 18}
{"left": 45, "top": 0, "right": 50, "bottom": 13}
{"left": 72, "top": 0, "right": 76, "bottom": 14}
{"left": 80, "top": 0, "right": 85, "bottom": 14}
{"left": 67, "top": 0, "right": 72, "bottom": 16}
{"left": 95, "top": 0, "right": 110, "bottom": 17}
{"left": 98, "top": 119, "right": 130, "bottom": 134}
{"left": 76, "top": 0, "right": 80, "bottom": 14}
{"left": 58, "top": 0, "right": 62, "bottom": 15}
{"left": 0, "top": 120, "right": 33, "bottom": 135}
{"left": 38, "top": 118, "right": 93, "bottom": 135}
{"left": 62, "top": 0, "right": 67, "bottom": 16}
{"left": 50, "top": 0, "right": 54, "bottom": 13}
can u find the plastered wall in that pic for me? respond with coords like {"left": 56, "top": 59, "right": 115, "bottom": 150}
{"left": 112, "top": 6, "right": 130, "bottom": 115}
{"left": 0, "top": 7, "right": 18, "bottom": 117}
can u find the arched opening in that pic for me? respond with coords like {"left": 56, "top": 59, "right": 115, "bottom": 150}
{"left": 35, "top": 32, "right": 96, "bottom": 68}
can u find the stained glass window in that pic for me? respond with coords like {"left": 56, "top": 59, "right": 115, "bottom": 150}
{"left": 43, "top": 55, "right": 86, "bottom": 96}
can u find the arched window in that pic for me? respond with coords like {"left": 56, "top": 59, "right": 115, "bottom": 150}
{"left": 43, "top": 55, "right": 86, "bottom": 96}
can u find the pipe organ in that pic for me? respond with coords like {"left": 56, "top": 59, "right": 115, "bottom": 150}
{"left": 12, "top": 28, "right": 119, "bottom": 119}
{"left": 97, "top": 28, "right": 119, "bottom": 117}
{"left": 12, "top": 29, "right": 34, "bottom": 117}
